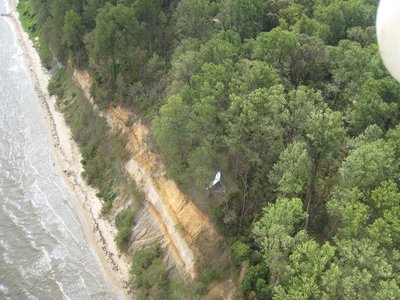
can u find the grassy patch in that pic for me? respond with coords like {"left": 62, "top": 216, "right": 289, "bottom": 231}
{"left": 17, "top": 0, "right": 52, "bottom": 69}
{"left": 115, "top": 209, "right": 136, "bottom": 251}
{"left": 17, "top": 0, "right": 37, "bottom": 34}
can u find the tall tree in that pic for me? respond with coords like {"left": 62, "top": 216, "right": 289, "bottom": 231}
{"left": 253, "top": 198, "right": 308, "bottom": 293}
{"left": 154, "top": 95, "right": 192, "bottom": 181}
{"left": 218, "top": 0, "right": 264, "bottom": 39}
{"left": 301, "top": 106, "right": 346, "bottom": 228}
{"left": 283, "top": 86, "right": 321, "bottom": 145}
{"left": 229, "top": 59, "right": 280, "bottom": 96}
{"left": 269, "top": 141, "right": 309, "bottom": 199}
{"left": 338, "top": 139, "right": 395, "bottom": 193}
{"left": 327, "top": 188, "right": 370, "bottom": 239}
{"left": 133, "top": 0, "right": 162, "bottom": 54}
{"left": 63, "top": 10, "right": 86, "bottom": 66}
{"left": 274, "top": 240, "right": 339, "bottom": 300}
{"left": 174, "top": 0, "right": 216, "bottom": 41}
{"left": 87, "top": 3, "right": 141, "bottom": 104}
{"left": 225, "top": 85, "right": 288, "bottom": 175}
{"left": 334, "top": 238, "right": 400, "bottom": 299}
{"left": 252, "top": 28, "right": 299, "bottom": 78}
{"left": 289, "top": 34, "right": 330, "bottom": 87}
{"left": 314, "top": 1, "right": 346, "bottom": 45}
{"left": 368, "top": 180, "right": 400, "bottom": 248}
{"left": 346, "top": 78, "right": 399, "bottom": 135}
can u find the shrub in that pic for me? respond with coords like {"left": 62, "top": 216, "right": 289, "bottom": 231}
{"left": 231, "top": 240, "right": 251, "bottom": 266}
{"left": 131, "top": 244, "right": 161, "bottom": 275}
{"left": 101, "top": 200, "right": 113, "bottom": 215}
{"left": 200, "top": 267, "right": 219, "bottom": 286}
{"left": 48, "top": 68, "right": 67, "bottom": 98}
{"left": 115, "top": 209, "right": 136, "bottom": 251}
{"left": 130, "top": 244, "right": 170, "bottom": 299}
{"left": 115, "top": 226, "right": 132, "bottom": 250}
{"left": 255, "top": 278, "right": 270, "bottom": 299}
{"left": 115, "top": 209, "right": 135, "bottom": 230}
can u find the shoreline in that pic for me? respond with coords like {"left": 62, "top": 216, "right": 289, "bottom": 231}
{"left": 9, "top": 3, "right": 131, "bottom": 299}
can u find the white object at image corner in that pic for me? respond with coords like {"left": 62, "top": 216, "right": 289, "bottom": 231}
{"left": 377, "top": 0, "right": 400, "bottom": 83}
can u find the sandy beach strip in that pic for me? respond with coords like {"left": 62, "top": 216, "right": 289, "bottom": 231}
{"left": 8, "top": 2, "right": 131, "bottom": 299}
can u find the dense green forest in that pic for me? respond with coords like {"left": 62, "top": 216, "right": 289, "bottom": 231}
{"left": 19, "top": 0, "right": 400, "bottom": 298}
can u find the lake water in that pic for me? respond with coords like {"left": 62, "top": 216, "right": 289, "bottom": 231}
{"left": 0, "top": 1, "right": 120, "bottom": 299}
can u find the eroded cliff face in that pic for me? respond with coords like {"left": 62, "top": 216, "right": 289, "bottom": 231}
{"left": 73, "top": 69, "right": 220, "bottom": 280}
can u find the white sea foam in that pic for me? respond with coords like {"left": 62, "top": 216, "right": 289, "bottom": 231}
{"left": 54, "top": 280, "right": 73, "bottom": 300}
{"left": 0, "top": 239, "right": 13, "bottom": 265}
{"left": 0, "top": 283, "right": 11, "bottom": 300}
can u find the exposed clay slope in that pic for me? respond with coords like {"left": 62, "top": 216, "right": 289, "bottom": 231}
{"left": 73, "top": 70, "right": 220, "bottom": 280}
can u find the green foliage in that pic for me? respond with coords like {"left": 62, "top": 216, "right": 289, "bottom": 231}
{"left": 218, "top": 0, "right": 264, "bottom": 39}
{"left": 153, "top": 95, "right": 192, "bottom": 182}
{"left": 18, "top": 0, "right": 52, "bottom": 69}
{"left": 133, "top": 0, "right": 162, "bottom": 53}
{"left": 252, "top": 27, "right": 299, "bottom": 77}
{"left": 368, "top": 180, "right": 400, "bottom": 248}
{"left": 225, "top": 86, "right": 288, "bottom": 169}
{"left": 231, "top": 240, "right": 251, "bottom": 266}
{"left": 48, "top": 68, "right": 128, "bottom": 215}
{"left": 168, "top": 278, "right": 195, "bottom": 300}
{"left": 339, "top": 139, "right": 395, "bottom": 193}
{"left": 314, "top": 1, "right": 346, "bottom": 44}
{"left": 253, "top": 198, "right": 308, "bottom": 289}
{"left": 62, "top": 10, "right": 83, "bottom": 49}
{"left": 90, "top": 3, "right": 139, "bottom": 61}
{"left": 27, "top": 0, "right": 400, "bottom": 297}
{"left": 131, "top": 244, "right": 161, "bottom": 275}
{"left": 301, "top": 106, "right": 346, "bottom": 164}
{"left": 274, "top": 240, "right": 339, "bottom": 299}
{"left": 314, "top": 0, "right": 376, "bottom": 45}
{"left": 130, "top": 244, "right": 170, "bottom": 299}
{"left": 334, "top": 238, "right": 400, "bottom": 299}
{"left": 346, "top": 78, "right": 399, "bottom": 135}
{"left": 18, "top": 0, "right": 38, "bottom": 35}
{"left": 200, "top": 267, "right": 219, "bottom": 286}
{"left": 229, "top": 59, "right": 279, "bottom": 95}
{"left": 115, "top": 209, "right": 136, "bottom": 251}
{"left": 63, "top": 10, "right": 86, "bottom": 66}
{"left": 269, "top": 141, "right": 309, "bottom": 198}
{"left": 127, "top": 180, "right": 145, "bottom": 204}
{"left": 241, "top": 262, "right": 270, "bottom": 299}
{"left": 48, "top": 68, "right": 67, "bottom": 98}
{"left": 36, "top": 38, "right": 53, "bottom": 69}
{"left": 115, "top": 209, "right": 135, "bottom": 230}
{"left": 115, "top": 226, "right": 132, "bottom": 251}
{"left": 174, "top": 0, "right": 216, "bottom": 41}
{"left": 87, "top": 3, "right": 141, "bottom": 106}
{"left": 255, "top": 278, "right": 270, "bottom": 300}
{"left": 327, "top": 188, "right": 370, "bottom": 239}
{"left": 289, "top": 34, "right": 330, "bottom": 87}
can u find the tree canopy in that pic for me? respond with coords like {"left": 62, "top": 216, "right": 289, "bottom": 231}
{"left": 26, "top": 0, "right": 400, "bottom": 297}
